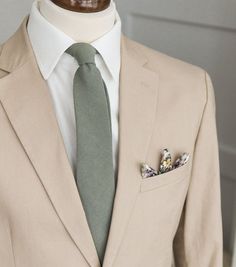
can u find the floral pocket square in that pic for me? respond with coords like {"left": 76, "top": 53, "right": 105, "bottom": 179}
{"left": 141, "top": 148, "right": 190, "bottom": 179}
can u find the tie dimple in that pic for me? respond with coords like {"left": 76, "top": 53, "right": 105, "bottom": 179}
{"left": 66, "top": 42, "right": 96, "bottom": 65}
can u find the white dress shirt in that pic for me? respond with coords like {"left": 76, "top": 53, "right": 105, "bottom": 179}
{"left": 27, "top": 1, "right": 121, "bottom": 176}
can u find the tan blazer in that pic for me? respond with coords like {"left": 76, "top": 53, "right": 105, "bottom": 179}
{"left": 0, "top": 17, "right": 223, "bottom": 267}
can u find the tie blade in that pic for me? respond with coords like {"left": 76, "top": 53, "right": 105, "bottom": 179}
{"left": 71, "top": 44, "right": 115, "bottom": 263}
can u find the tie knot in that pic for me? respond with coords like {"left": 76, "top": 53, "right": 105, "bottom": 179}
{"left": 66, "top": 43, "right": 96, "bottom": 65}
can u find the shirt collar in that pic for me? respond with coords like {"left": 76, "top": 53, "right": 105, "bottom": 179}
{"left": 27, "top": 0, "right": 121, "bottom": 81}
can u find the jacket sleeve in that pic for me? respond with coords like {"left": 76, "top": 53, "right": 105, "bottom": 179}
{"left": 173, "top": 71, "right": 223, "bottom": 267}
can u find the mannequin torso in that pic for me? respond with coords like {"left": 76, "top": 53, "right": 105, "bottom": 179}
{"left": 39, "top": 0, "right": 116, "bottom": 42}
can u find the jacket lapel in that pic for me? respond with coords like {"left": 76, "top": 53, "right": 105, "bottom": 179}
{"left": 0, "top": 18, "right": 159, "bottom": 267}
{"left": 102, "top": 36, "right": 159, "bottom": 267}
{"left": 0, "top": 18, "right": 101, "bottom": 267}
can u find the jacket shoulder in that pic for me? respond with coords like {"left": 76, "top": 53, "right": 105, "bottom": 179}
{"left": 0, "top": 44, "right": 8, "bottom": 78}
{"left": 125, "top": 36, "right": 209, "bottom": 103}
{"left": 126, "top": 36, "right": 206, "bottom": 79}
{"left": 124, "top": 36, "right": 212, "bottom": 129}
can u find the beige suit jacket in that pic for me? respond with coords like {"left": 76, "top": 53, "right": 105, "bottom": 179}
{"left": 0, "top": 17, "right": 223, "bottom": 267}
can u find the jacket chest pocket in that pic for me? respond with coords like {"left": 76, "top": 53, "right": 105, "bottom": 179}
{"left": 140, "top": 161, "right": 191, "bottom": 193}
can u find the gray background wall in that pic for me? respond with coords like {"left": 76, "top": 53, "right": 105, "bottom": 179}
{"left": 0, "top": 0, "right": 235, "bottom": 265}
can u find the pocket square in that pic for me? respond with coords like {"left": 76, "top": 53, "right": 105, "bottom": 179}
{"left": 141, "top": 148, "right": 190, "bottom": 179}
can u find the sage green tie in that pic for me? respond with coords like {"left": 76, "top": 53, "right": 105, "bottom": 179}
{"left": 66, "top": 43, "right": 116, "bottom": 263}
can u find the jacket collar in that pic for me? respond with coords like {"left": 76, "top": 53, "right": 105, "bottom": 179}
{"left": 0, "top": 17, "right": 34, "bottom": 73}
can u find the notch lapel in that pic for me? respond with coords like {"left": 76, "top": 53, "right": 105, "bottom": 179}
{"left": 0, "top": 19, "right": 101, "bottom": 267}
{"left": 102, "top": 35, "right": 159, "bottom": 267}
